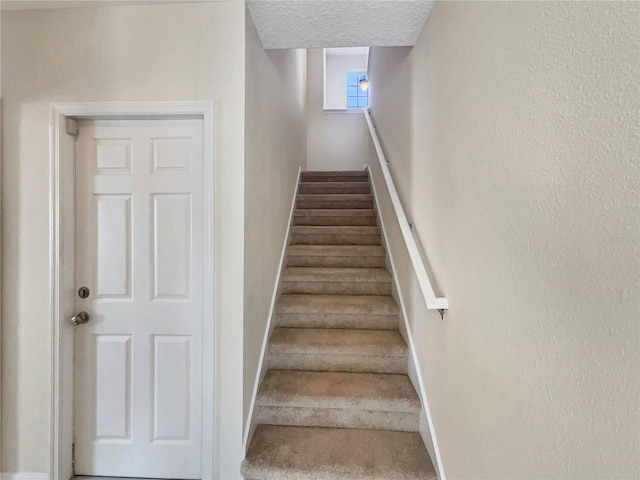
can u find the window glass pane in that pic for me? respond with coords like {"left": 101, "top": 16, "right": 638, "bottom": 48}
{"left": 347, "top": 74, "right": 359, "bottom": 86}
{"left": 357, "top": 96, "right": 369, "bottom": 108}
{"left": 347, "top": 86, "right": 359, "bottom": 97}
{"left": 347, "top": 97, "right": 358, "bottom": 108}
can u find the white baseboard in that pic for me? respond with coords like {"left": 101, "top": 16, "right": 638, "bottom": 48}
{"left": 242, "top": 166, "right": 302, "bottom": 450}
{"left": 1, "top": 473, "right": 49, "bottom": 480}
{"left": 367, "top": 165, "right": 446, "bottom": 480}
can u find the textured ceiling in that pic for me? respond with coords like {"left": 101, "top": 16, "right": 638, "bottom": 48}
{"left": 247, "top": 0, "right": 435, "bottom": 50}
{"left": 3, "top": 0, "right": 435, "bottom": 50}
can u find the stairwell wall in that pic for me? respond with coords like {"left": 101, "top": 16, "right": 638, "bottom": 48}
{"left": 306, "top": 49, "right": 373, "bottom": 171}
{"left": 368, "top": 2, "right": 639, "bottom": 479}
{"left": 243, "top": 7, "right": 307, "bottom": 431}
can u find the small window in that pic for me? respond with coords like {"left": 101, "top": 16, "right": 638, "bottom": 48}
{"left": 323, "top": 48, "right": 369, "bottom": 110}
{"left": 347, "top": 72, "right": 368, "bottom": 109}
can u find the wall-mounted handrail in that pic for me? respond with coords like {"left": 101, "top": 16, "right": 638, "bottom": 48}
{"left": 363, "top": 108, "right": 449, "bottom": 318}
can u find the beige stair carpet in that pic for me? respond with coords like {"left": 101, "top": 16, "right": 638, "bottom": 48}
{"left": 242, "top": 170, "right": 437, "bottom": 480}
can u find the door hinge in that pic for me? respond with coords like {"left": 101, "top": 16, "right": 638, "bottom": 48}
{"left": 66, "top": 118, "right": 78, "bottom": 136}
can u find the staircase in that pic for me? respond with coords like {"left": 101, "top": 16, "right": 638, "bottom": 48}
{"left": 241, "top": 171, "right": 437, "bottom": 480}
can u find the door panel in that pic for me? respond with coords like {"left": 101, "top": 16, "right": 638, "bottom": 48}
{"left": 95, "top": 334, "right": 132, "bottom": 441}
{"left": 95, "top": 194, "right": 132, "bottom": 298}
{"left": 152, "top": 335, "right": 192, "bottom": 442}
{"left": 152, "top": 193, "right": 192, "bottom": 299}
{"left": 74, "top": 119, "right": 203, "bottom": 479}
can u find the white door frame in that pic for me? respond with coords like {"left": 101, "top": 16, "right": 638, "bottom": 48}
{"left": 49, "top": 102, "right": 215, "bottom": 480}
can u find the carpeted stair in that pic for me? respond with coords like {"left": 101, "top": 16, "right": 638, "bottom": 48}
{"left": 242, "top": 170, "right": 437, "bottom": 480}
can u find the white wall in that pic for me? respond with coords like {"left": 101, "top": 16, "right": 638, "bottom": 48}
{"left": 243, "top": 6, "right": 306, "bottom": 433}
{"left": 325, "top": 53, "right": 365, "bottom": 110}
{"left": 1, "top": 3, "right": 246, "bottom": 478}
{"left": 368, "top": 2, "right": 640, "bottom": 479}
{"left": 306, "top": 49, "right": 372, "bottom": 171}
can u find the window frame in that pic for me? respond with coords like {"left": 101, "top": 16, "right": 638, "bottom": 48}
{"left": 346, "top": 70, "right": 369, "bottom": 110}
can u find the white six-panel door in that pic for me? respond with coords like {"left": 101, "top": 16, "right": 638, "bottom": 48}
{"left": 74, "top": 119, "right": 204, "bottom": 478}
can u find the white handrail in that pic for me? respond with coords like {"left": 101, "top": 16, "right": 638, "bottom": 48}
{"left": 363, "top": 108, "right": 449, "bottom": 315}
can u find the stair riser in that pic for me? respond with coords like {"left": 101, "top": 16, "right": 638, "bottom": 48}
{"left": 276, "top": 313, "right": 398, "bottom": 330}
{"left": 257, "top": 406, "right": 419, "bottom": 432}
{"left": 281, "top": 282, "right": 391, "bottom": 296}
{"left": 269, "top": 352, "right": 407, "bottom": 374}
{"left": 292, "top": 226, "right": 380, "bottom": 234}
{"left": 297, "top": 200, "right": 374, "bottom": 209}
{"left": 298, "top": 184, "right": 371, "bottom": 195}
{"left": 290, "top": 234, "right": 381, "bottom": 245}
{"left": 294, "top": 215, "right": 378, "bottom": 226}
{"left": 287, "top": 255, "right": 385, "bottom": 268}
{"left": 301, "top": 175, "right": 368, "bottom": 183}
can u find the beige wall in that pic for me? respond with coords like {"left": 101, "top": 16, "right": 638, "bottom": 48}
{"left": 243, "top": 7, "right": 306, "bottom": 430}
{"left": 369, "top": 2, "right": 639, "bottom": 479}
{"left": 306, "top": 49, "right": 372, "bottom": 171}
{"left": 1, "top": 3, "right": 246, "bottom": 477}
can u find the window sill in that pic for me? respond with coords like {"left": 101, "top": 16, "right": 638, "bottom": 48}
{"left": 323, "top": 108, "right": 368, "bottom": 114}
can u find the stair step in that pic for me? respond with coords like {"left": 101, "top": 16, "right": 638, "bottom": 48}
{"left": 288, "top": 245, "right": 385, "bottom": 268}
{"left": 301, "top": 170, "right": 369, "bottom": 183}
{"left": 297, "top": 194, "right": 373, "bottom": 210}
{"left": 277, "top": 293, "right": 398, "bottom": 314}
{"left": 256, "top": 370, "right": 420, "bottom": 431}
{"left": 294, "top": 208, "right": 378, "bottom": 226}
{"left": 289, "top": 244, "right": 384, "bottom": 256}
{"left": 268, "top": 328, "right": 407, "bottom": 373}
{"left": 281, "top": 267, "right": 392, "bottom": 295}
{"left": 290, "top": 225, "right": 381, "bottom": 246}
{"left": 276, "top": 294, "right": 398, "bottom": 329}
{"left": 298, "top": 182, "right": 371, "bottom": 195}
{"left": 241, "top": 425, "right": 437, "bottom": 480}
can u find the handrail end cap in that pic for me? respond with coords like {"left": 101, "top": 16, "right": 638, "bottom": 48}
{"left": 428, "top": 298, "right": 449, "bottom": 311}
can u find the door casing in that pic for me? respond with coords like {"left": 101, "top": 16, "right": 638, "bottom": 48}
{"left": 49, "top": 102, "right": 215, "bottom": 480}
